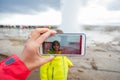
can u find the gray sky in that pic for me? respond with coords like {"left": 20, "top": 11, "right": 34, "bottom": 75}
{"left": 0, "top": 0, "right": 61, "bottom": 25}
{"left": 0, "top": 0, "right": 120, "bottom": 28}
{"left": 107, "top": 0, "right": 120, "bottom": 11}
{"left": 1, "top": 0, "right": 120, "bottom": 14}
{"left": 0, "top": 0, "right": 60, "bottom": 14}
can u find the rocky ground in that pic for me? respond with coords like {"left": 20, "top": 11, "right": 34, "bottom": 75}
{"left": 0, "top": 39, "right": 120, "bottom": 80}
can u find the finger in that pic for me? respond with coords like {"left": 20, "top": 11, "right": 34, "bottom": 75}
{"left": 29, "top": 28, "right": 49, "bottom": 40}
{"left": 36, "top": 30, "right": 57, "bottom": 44}
{"left": 39, "top": 56, "right": 55, "bottom": 65}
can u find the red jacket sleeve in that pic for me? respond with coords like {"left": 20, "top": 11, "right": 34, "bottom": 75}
{"left": 0, "top": 55, "right": 31, "bottom": 80}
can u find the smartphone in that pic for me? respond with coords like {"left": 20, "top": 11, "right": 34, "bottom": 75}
{"left": 40, "top": 33, "right": 86, "bottom": 56}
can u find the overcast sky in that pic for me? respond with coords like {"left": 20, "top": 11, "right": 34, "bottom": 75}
{"left": 0, "top": 0, "right": 60, "bottom": 14}
{"left": 78, "top": 0, "right": 120, "bottom": 25}
{"left": 0, "top": 0, "right": 61, "bottom": 25}
{"left": 0, "top": 0, "right": 120, "bottom": 26}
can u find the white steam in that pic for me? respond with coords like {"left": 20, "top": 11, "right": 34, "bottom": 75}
{"left": 60, "top": 0, "right": 84, "bottom": 33}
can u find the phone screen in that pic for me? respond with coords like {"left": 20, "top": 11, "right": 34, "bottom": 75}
{"left": 40, "top": 33, "right": 86, "bottom": 56}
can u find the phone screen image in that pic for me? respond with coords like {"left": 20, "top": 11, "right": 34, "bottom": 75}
{"left": 40, "top": 33, "right": 86, "bottom": 56}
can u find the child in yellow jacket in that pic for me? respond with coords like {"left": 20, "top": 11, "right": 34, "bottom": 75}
{"left": 40, "top": 56, "right": 73, "bottom": 80}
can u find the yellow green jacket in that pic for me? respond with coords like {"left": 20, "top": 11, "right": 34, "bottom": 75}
{"left": 40, "top": 56, "right": 73, "bottom": 80}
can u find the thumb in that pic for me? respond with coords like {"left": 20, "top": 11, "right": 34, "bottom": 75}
{"left": 39, "top": 56, "right": 54, "bottom": 65}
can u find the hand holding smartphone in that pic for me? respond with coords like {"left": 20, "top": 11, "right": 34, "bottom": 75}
{"left": 40, "top": 33, "right": 86, "bottom": 56}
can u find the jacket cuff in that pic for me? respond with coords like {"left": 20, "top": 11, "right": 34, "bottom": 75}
{"left": 1, "top": 54, "right": 31, "bottom": 80}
